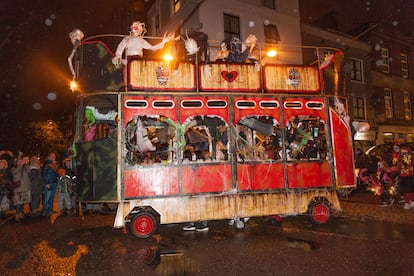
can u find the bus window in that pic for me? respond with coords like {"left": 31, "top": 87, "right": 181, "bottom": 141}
{"left": 182, "top": 115, "right": 229, "bottom": 162}
{"left": 236, "top": 116, "right": 281, "bottom": 162}
{"left": 82, "top": 97, "right": 117, "bottom": 142}
{"left": 124, "top": 115, "right": 176, "bottom": 166}
{"left": 285, "top": 116, "right": 327, "bottom": 160}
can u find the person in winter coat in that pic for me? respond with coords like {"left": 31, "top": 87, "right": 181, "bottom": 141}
{"left": 0, "top": 159, "right": 13, "bottom": 217}
{"left": 11, "top": 157, "right": 32, "bottom": 221}
{"left": 398, "top": 148, "right": 414, "bottom": 210}
{"left": 28, "top": 156, "right": 42, "bottom": 216}
{"left": 57, "top": 158, "right": 76, "bottom": 215}
{"left": 41, "top": 152, "right": 59, "bottom": 216}
{"left": 376, "top": 160, "right": 394, "bottom": 206}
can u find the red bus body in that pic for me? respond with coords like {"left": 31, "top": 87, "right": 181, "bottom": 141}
{"left": 72, "top": 41, "right": 355, "bottom": 238}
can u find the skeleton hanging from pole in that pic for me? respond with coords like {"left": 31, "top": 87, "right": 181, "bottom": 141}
{"left": 67, "top": 29, "right": 84, "bottom": 80}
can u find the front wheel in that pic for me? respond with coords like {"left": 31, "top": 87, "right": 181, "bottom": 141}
{"left": 130, "top": 212, "right": 158, "bottom": 238}
{"left": 308, "top": 200, "right": 331, "bottom": 224}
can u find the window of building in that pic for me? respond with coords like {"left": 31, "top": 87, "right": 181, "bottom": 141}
{"left": 223, "top": 13, "right": 240, "bottom": 40}
{"left": 350, "top": 58, "right": 364, "bottom": 82}
{"left": 403, "top": 91, "right": 412, "bottom": 120}
{"left": 401, "top": 53, "right": 409, "bottom": 78}
{"left": 264, "top": 24, "right": 280, "bottom": 44}
{"left": 381, "top": 48, "right": 390, "bottom": 74}
{"left": 384, "top": 88, "right": 393, "bottom": 119}
{"left": 173, "top": 0, "right": 181, "bottom": 14}
{"left": 262, "top": 0, "right": 276, "bottom": 9}
{"left": 352, "top": 97, "right": 366, "bottom": 120}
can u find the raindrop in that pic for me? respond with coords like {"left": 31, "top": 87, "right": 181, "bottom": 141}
{"left": 47, "top": 92, "right": 57, "bottom": 101}
{"left": 375, "top": 43, "right": 381, "bottom": 51}
{"left": 335, "top": 38, "right": 341, "bottom": 43}
{"left": 366, "top": 1, "right": 370, "bottom": 6}
{"left": 50, "top": 14, "right": 56, "bottom": 19}
{"left": 33, "top": 102, "right": 42, "bottom": 110}
{"left": 389, "top": 57, "right": 393, "bottom": 62}
{"left": 264, "top": 19, "right": 270, "bottom": 26}
{"left": 366, "top": 7, "right": 370, "bottom": 12}
{"left": 45, "top": 18, "right": 53, "bottom": 26}
{"left": 249, "top": 21, "right": 255, "bottom": 27}
{"left": 376, "top": 60, "right": 383, "bottom": 66}
{"left": 392, "top": 21, "right": 398, "bottom": 26}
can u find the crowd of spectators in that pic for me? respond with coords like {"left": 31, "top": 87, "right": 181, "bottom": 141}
{"left": 0, "top": 149, "right": 77, "bottom": 221}
{"left": 355, "top": 144, "right": 414, "bottom": 210}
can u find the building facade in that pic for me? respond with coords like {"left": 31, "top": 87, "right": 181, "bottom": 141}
{"left": 147, "top": 0, "right": 303, "bottom": 64}
{"left": 300, "top": 24, "right": 374, "bottom": 150}
{"left": 299, "top": 0, "right": 414, "bottom": 147}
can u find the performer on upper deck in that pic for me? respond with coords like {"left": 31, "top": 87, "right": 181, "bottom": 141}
{"left": 112, "top": 21, "right": 174, "bottom": 67}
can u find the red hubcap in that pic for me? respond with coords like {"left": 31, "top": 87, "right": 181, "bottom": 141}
{"left": 312, "top": 203, "right": 329, "bottom": 223}
{"left": 133, "top": 215, "right": 154, "bottom": 236}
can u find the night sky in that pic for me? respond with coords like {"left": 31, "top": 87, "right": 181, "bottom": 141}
{"left": 0, "top": 0, "right": 153, "bottom": 150}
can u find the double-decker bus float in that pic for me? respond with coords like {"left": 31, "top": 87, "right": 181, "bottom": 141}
{"left": 67, "top": 22, "right": 356, "bottom": 238}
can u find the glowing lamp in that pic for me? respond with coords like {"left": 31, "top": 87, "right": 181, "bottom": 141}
{"left": 70, "top": 80, "right": 78, "bottom": 92}
{"left": 266, "top": 49, "right": 278, "bottom": 58}
{"left": 163, "top": 53, "right": 174, "bottom": 61}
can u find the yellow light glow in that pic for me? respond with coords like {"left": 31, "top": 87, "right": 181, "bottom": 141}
{"left": 70, "top": 80, "right": 78, "bottom": 92}
{"left": 266, "top": 49, "right": 278, "bottom": 58}
{"left": 163, "top": 53, "right": 174, "bottom": 61}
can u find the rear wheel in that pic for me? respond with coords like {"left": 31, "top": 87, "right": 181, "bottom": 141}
{"left": 308, "top": 199, "right": 331, "bottom": 224}
{"left": 130, "top": 212, "right": 158, "bottom": 238}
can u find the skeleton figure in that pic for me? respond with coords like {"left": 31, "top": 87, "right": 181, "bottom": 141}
{"left": 334, "top": 97, "right": 350, "bottom": 125}
{"left": 183, "top": 32, "right": 199, "bottom": 56}
{"left": 216, "top": 41, "right": 229, "bottom": 62}
{"left": 112, "top": 21, "right": 174, "bottom": 67}
{"left": 67, "top": 29, "right": 84, "bottom": 80}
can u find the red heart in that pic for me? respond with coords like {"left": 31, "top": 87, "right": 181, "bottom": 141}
{"left": 221, "top": 71, "right": 238, "bottom": 82}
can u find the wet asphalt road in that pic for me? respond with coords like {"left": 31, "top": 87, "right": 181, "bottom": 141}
{"left": 1, "top": 210, "right": 412, "bottom": 275}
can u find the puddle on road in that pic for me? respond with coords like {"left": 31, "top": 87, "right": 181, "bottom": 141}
{"left": 139, "top": 246, "right": 200, "bottom": 275}
{"left": 282, "top": 237, "right": 320, "bottom": 251}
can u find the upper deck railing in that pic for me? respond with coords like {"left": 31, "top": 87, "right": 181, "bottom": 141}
{"left": 69, "top": 34, "right": 344, "bottom": 96}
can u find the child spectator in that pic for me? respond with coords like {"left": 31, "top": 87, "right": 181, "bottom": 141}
{"left": 57, "top": 158, "right": 75, "bottom": 215}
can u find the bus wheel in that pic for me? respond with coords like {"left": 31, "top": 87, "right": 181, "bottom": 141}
{"left": 308, "top": 200, "right": 331, "bottom": 224}
{"left": 130, "top": 212, "right": 158, "bottom": 238}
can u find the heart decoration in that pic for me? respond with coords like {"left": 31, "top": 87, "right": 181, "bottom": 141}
{"left": 221, "top": 71, "right": 238, "bottom": 82}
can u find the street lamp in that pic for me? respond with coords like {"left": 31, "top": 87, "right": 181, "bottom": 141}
{"left": 70, "top": 80, "right": 79, "bottom": 92}
{"left": 266, "top": 49, "right": 278, "bottom": 58}
{"left": 47, "top": 120, "right": 55, "bottom": 128}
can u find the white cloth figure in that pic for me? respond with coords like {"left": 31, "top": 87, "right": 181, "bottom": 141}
{"left": 85, "top": 106, "right": 117, "bottom": 121}
{"left": 112, "top": 21, "right": 174, "bottom": 66}
{"left": 136, "top": 119, "right": 156, "bottom": 153}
